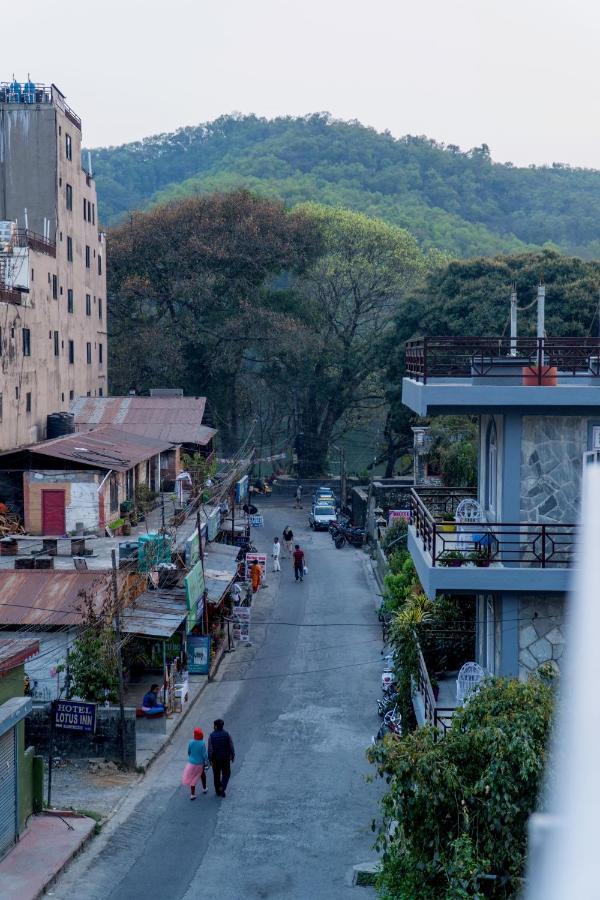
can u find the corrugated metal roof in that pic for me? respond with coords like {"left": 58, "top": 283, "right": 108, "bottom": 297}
{"left": 0, "top": 571, "right": 111, "bottom": 625}
{"left": 70, "top": 397, "right": 216, "bottom": 446}
{"left": 4, "top": 425, "right": 173, "bottom": 472}
{"left": 203, "top": 542, "right": 238, "bottom": 604}
{"left": 119, "top": 588, "right": 187, "bottom": 638}
{"left": 0, "top": 638, "right": 39, "bottom": 673}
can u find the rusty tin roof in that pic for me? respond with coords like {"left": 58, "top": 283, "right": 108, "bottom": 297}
{"left": 70, "top": 396, "right": 216, "bottom": 446}
{"left": 0, "top": 571, "right": 110, "bottom": 625}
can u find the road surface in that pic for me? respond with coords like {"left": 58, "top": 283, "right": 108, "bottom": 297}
{"left": 53, "top": 502, "right": 383, "bottom": 900}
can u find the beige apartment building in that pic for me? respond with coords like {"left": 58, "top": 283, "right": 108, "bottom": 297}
{"left": 0, "top": 80, "right": 107, "bottom": 450}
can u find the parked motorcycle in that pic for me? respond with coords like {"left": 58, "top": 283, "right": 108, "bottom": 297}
{"left": 334, "top": 525, "right": 366, "bottom": 549}
{"left": 377, "top": 689, "right": 399, "bottom": 717}
{"left": 381, "top": 668, "right": 396, "bottom": 693}
{"left": 373, "top": 708, "right": 402, "bottom": 742}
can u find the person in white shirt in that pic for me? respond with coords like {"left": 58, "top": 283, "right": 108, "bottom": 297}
{"left": 272, "top": 537, "right": 281, "bottom": 572}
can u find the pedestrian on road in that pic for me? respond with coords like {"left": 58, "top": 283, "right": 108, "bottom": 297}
{"left": 272, "top": 537, "right": 281, "bottom": 572}
{"left": 295, "top": 484, "right": 303, "bottom": 508}
{"left": 182, "top": 727, "right": 209, "bottom": 800}
{"left": 250, "top": 560, "right": 262, "bottom": 593}
{"left": 293, "top": 544, "right": 306, "bottom": 582}
{"left": 208, "top": 719, "right": 235, "bottom": 797}
{"left": 283, "top": 526, "right": 294, "bottom": 557}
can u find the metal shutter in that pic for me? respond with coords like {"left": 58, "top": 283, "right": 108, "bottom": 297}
{"left": 0, "top": 728, "right": 17, "bottom": 859}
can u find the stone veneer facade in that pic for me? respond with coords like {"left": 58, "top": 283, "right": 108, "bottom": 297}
{"left": 519, "top": 595, "right": 565, "bottom": 679}
{"left": 520, "top": 416, "right": 587, "bottom": 524}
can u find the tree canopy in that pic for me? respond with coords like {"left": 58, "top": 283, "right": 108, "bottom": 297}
{"left": 91, "top": 113, "right": 600, "bottom": 258}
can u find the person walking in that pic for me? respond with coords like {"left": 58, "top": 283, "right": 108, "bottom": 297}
{"left": 293, "top": 544, "right": 306, "bottom": 582}
{"left": 272, "top": 537, "right": 281, "bottom": 572}
{"left": 181, "top": 727, "right": 209, "bottom": 800}
{"left": 208, "top": 719, "right": 235, "bottom": 797}
{"left": 295, "top": 484, "right": 303, "bottom": 508}
{"left": 283, "top": 526, "right": 294, "bottom": 557}
{"left": 250, "top": 559, "right": 262, "bottom": 593}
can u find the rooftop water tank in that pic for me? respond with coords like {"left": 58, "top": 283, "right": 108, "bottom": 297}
{"left": 47, "top": 411, "right": 75, "bottom": 439}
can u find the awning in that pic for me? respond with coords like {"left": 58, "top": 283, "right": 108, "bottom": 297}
{"left": 120, "top": 588, "right": 187, "bottom": 638}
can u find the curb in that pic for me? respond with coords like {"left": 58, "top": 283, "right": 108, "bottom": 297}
{"left": 32, "top": 813, "right": 97, "bottom": 900}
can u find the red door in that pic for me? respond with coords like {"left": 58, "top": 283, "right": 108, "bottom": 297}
{"left": 42, "top": 490, "right": 66, "bottom": 535}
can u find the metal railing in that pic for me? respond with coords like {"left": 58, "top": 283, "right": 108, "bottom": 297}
{"left": 5, "top": 229, "right": 56, "bottom": 258}
{"left": 410, "top": 487, "right": 577, "bottom": 568}
{"left": 0, "top": 286, "right": 22, "bottom": 305}
{"left": 0, "top": 82, "right": 81, "bottom": 130}
{"left": 405, "top": 336, "right": 600, "bottom": 384}
{"left": 415, "top": 645, "right": 455, "bottom": 737}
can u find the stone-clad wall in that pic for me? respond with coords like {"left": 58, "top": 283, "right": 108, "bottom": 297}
{"left": 520, "top": 416, "right": 587, "bottom": 524}
{"left": 519, "top": 595, "right": 565, "bottom": 679}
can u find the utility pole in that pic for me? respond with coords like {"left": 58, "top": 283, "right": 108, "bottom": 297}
{"left": 111, "top": 549, "right": 126, "bottom": 765}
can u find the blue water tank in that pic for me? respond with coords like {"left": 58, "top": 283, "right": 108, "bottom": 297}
{"left": 23, "top": 81, "right": 36, "bottom": 104}
{"left": 9, "top": 80, "right": 21, "bottom": 103}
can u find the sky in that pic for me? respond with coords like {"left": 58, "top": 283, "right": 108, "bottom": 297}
{"left": 6, "top": 0, "right": 600, "bottom": 168}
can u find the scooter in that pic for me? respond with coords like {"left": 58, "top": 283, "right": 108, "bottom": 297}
{"left": 381, "top": 668, "right": 396, "bottom": 693}
{"left": 373, "top": 708, "right": 402, "bottom": 743}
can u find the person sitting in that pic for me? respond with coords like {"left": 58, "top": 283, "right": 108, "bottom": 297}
{"left": 142, "top": 683, "right": 165, "bottom": 716}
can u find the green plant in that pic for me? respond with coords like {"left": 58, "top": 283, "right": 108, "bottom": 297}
{"left": 368, "top": 677, "right": 554, "bottom": 899}
{"left": 439, "top": 549, "right": 464, "bottom": 567}
{"left": 382, "top": 519, "right": 408, "bottom": 553}
{"left": 469, "top": 547, "right": 490, "bottom": 567}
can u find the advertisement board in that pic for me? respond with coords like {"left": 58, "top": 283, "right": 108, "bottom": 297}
{"left": 207, "top": 506, "right": 221, "bottom": 541}
{"left": 185, "top": 560, "right": 205, "bottom": 632}
{"left": 186, "top": 635, "right": 211, "bottom": 674}
{"left": 185, "top": 530, "right": 200, "bottom": 568}
{"left": 53, "top": 700, "right": 96, "bottom": 733}
{"left": 231, "top": 606, "right": 251, "bottom": 642}
{"left": 248, "top": 514, "right": 264, "bottom": 528}
{"left": 245, "top": 553, "right": 267, "bottom": 578}
{"left": 235, "top": 475, "right": 249, "bottom": 504}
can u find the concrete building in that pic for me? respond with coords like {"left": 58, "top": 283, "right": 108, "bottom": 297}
{"left": 402, "top": 331, "right": 600, "bottom": 724}
{"left": 0, "top": 80, "right": 106, "bottom": 450}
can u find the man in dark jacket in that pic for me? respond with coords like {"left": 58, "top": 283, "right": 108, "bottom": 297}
{"left": 208, "top": 719, "right": 235, "bottom": 797}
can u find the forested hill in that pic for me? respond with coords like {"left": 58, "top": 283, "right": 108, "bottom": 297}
{"left": 90, "top": 114, "right": 600, "bottom": 258}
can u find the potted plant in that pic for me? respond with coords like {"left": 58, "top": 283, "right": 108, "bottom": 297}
{"left": 439, "top": 513, "right": 456, "bottom": 533}
{"left": 469, "top": 548, "right": 491, "bottom": 568}
{"left": 439, "top": 550, "right": 464, "bottom": 567}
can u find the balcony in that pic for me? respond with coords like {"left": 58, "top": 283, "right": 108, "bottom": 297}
{"left": 413, "top": 645, "right": 457, "bottom": 735}
{"left": 408, "top": 487, "right": 577, "bottom": 598}
{"left": 403, "top": 337, "right": 600, "bottom": 415}
{"left": 0, "top": 81, "right": 81, "bottom": 130}
{"left": 8, "top": 229, "right": 56, "bottom": 258}
{"left": 0, "top": 285, "right": 22, "bottom": 305}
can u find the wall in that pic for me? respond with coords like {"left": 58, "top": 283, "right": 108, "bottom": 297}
{"left": 0, "top": 91, "right": 107, "bottom": 451}
{"left": 23, "top": 469, "right": 101, "bottom": 534}
{"left": 0, "top": 662, "right": 38, "bottom": 830}
{"left": 518, "top": 594, "right": 565, "bottom": 679}
{"left": 1, "top": 630, "right": 74, "bottom": 700}
{"left": 520, "top": 416, "right": 587, "bottom": 524}
{"left": 26, "top": 704, "right": 137, "bottom": 767}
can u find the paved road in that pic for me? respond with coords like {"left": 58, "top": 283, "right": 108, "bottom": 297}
{"left": 53, "top": 503, "right": 383, "bottom": 900}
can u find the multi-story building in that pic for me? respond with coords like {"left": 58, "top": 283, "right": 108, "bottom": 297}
{"left": 0, "top": 80, "right": 106, "bottom": 449}
{"left": 402, "top": 324, "right": 600, "bottom": 726}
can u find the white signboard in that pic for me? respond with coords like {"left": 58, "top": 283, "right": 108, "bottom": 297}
{"left": 231, "top": 606, "right": 251, "bottom": 642}
{"left": 245, "top": 553, "right": 267, "bottom": 578}
{"left": 249, "top": 514, "right": 264, "bottom": 528}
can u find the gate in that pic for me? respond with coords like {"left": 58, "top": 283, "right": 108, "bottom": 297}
{"left": 0, "top": 727, "right": 17, "bottom": 859}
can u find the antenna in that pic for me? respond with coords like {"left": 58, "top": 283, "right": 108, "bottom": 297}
{"left": 510, "top": 283, "right": 518, "bottom": 356}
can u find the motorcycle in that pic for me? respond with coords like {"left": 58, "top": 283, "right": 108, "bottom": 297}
{"left": 377, "top": 690, "right": 399, "bottom": 717}
{"left": 334, "top": 525, "right": 366, "bottom": 549}
{"left": 373, "top": 708, "right": 402, "bottom": 743}
{"left": 381, "top": 668, "right": 396, "bottom": 693}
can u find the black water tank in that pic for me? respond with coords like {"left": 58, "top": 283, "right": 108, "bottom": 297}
{"left": 47, "top": 412, "right": 75, "bottom": 439}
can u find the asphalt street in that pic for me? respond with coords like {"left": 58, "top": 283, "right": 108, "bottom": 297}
{"left": 52, "top": 502, "right": 383, "bottom": 900}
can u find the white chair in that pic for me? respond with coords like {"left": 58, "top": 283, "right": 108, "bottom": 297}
{"left": 455, "top": 498, "right": 484, "bottom": 552}
{"left": 456, "top": 661, "right": 485, "bottom": 705}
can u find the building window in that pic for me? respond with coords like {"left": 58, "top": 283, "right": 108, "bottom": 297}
{"left": 31, "top": 268, "right": 34, "bottom": 282}
{"left": 485, "top": 419, "right": 498, "bottom": 515}
{"left": 98, "top": 254, "right": 102, "bottom": 275}
{"left": 86, "top": 293, "right": 91, "bottom": 316}
{"left": 86, "top": 342, "right": 92, "bottom": 365}
{"left": 67, "top": 288, "right": 74, "bottom": 313}
{"left": 98, "top": 297, "right": 103, "bottom": 319}
{"left": 99, "top": 387, "right": 103, "bottom": 397}
{"left": 15, "top": 386, "right": 19, "bottom": 400}
{"left": 54, "top": 331, "right": 59, "bottom": 357}
{"left": 66, "top": 183, "right": 73, "bottom": 210}
{"left": 0, "top": 393, "right": 3, "bottom": 422}
{"left": 65, "top": 133, "right": 72, "bottom": 160}
{"left": 99, "top": 343, "right": 103, "bottom": 365}
{"left": 52, "top": 274, "right": 58, "bottom": 299}
{"left": 22, "top": 328, "right": 31, "bottom": 356}
{"left": 67, "top": 236, "right": 73, "bottom": 262}
{"left": 69, "top": 389, "right": 74, "bottom": 401}
{"left": 83, "top": 198, "right": 87, "bottom": 221}
{"left": 85, "top": 245, "right": 90, "bottom": 268}
{"left": 26, "top": 392, "right": 31, "bottom": 413}
{"left": 86, "top": 390, "right": 91, "bottom": 397}
{"left": 92, "top": 203, "right": 95, "bottom": 225}
{"left": 68, "top": 340, "right": 74, "bottom": 364}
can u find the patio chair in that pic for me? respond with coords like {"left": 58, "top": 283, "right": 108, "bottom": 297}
{"left": 455, "top": 498, "right": 484, "bottom": 551}
{"left": 456, "top": 661, "right": 486, "bottom": 705}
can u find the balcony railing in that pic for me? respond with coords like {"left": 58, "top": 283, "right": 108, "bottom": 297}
{"left": 405, "top": 336, "right": 600, "bottom": 384}
{"left": 0, "top": 82, "right": 81, "bottom": 130}
{"left": 410, "top": 487, "right": 578, "bottom": 568}
{"left": 0, "top": 286, "right": 22, "bottom": 305}
{"left": 5, "top": 229, "right": 56, "bottom": 258}
{"left": 415, "top": 645, "right": 455, "bottom": 737}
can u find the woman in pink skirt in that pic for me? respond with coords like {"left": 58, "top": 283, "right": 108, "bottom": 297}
{"left": 182, "top": 727, "right": 209, "bottom": 799}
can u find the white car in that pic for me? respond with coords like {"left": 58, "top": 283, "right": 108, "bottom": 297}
{"left": 309, "top": 504, "right": 337, "bottom": 531}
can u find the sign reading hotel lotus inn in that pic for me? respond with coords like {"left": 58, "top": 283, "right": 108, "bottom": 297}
{"left": 53, "top": 700, "right": 96, "bottom": 733}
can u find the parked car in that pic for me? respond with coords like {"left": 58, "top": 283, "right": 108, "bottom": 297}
{"left": 313, "top": 487, "right": 337, "bottom": 507}
{"left": 309, "top": 503, "right": 338, "bottom": 531}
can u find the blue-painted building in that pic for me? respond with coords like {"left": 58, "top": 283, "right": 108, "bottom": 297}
{"left": 402, "top": 334, "right": 600, "bottom": 682}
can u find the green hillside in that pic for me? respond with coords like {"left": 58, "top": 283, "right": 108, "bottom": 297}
{"left": 90, "top": 113, "right": 600, "bottom": 258}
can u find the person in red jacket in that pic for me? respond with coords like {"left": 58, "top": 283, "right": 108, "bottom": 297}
{"left": 292, "top": 544, "right": 305, "bottom": 582}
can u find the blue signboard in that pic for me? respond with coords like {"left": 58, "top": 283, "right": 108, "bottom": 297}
{"left": 54, "top": 700, "right": 96, "bottom": 733}
{"left": 186, "top": 635, "right": 211, "bottom": 674}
